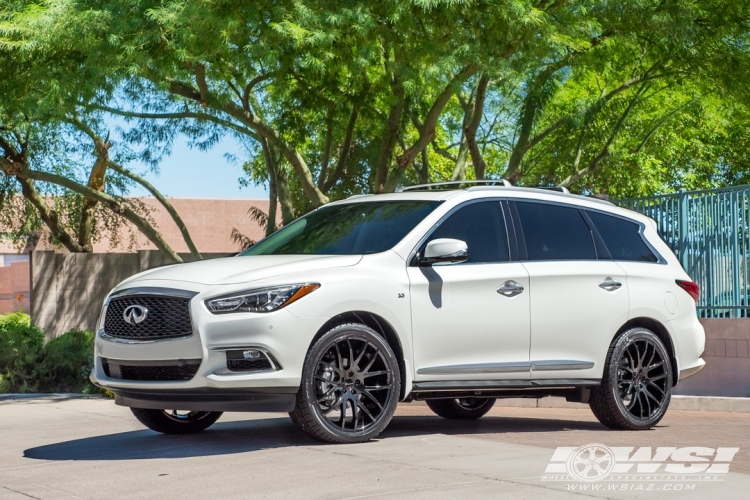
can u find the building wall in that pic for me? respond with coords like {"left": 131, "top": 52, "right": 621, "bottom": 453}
{"left": 0, "top": 260, "right": 30, "bottom": 314}
{"left": 30, "top": 250, "right": 230, "bottom": 338}
{"left": 0, "top": 197, "right": 272, "bottom": 255}
{"left": 675, "top": 318, "right": 750, "bottom": 397}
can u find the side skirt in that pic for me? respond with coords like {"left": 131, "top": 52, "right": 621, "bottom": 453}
{"left": 410, "top": 379, "right": 600, "bottom": 403}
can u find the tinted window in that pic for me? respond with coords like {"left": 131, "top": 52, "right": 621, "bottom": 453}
{"left": 425, "top": 201, "right": 509, "bottom": 263}
{"left": 516, "top": 202, "right": 596, "bottom": 260}
{"left": 587, "top": 211, "right": 658, "bottom": 262}
{"left": 242, "top": 201, "right": 440, "bottom": 255}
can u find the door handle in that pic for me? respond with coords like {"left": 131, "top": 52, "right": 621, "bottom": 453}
{"left": 497, "top": 280, "right": 524, "bottom": 297}
{"left": 599, "top": 277, "right": 622, "bottom": 292}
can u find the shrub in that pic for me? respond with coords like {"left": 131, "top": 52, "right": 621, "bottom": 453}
{"left": 37, "top": 329, "right": 98, "bottom": 393}
{"left": 0, "top": 316, "right": 102, "bottom": 394}
{"left": 0, "top": 316, "right": 44, "bottom": 393}
{"left": 0, "top": 312, "right": 31, "bottom": 328}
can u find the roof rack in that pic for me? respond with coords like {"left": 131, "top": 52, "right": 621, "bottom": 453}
{"left": 535, "top": 186, "right": 570, "bottom": 194}
{"left": 396, "top": 179, "right": 512, "bottom": 192}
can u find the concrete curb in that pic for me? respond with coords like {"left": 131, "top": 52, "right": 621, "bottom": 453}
{"left": 489, "top": 395, "right": 750, "bottom": 413}
{"left": 0, "top": 393, "right": 104, "bottom": 404}
{"left": 3, "top": 393, "right": 750, "bottom": 413}
{"left": 408, "top": 395, "right": 750, "bottom": 413}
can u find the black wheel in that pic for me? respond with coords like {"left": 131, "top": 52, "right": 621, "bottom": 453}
{"left": 290, "top": 323, "right": 401, "bottom": 443}
{"left": 130, "top": 408, "right": 223, "bottom": 434}
{"left": 426, "top": 397, "right": 496, "bottom": 420}
{"left": 590, "top": 327, "right": 673, "bottom": 430}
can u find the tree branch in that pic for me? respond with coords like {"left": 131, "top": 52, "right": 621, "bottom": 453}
{"left": 107, "top": 160, "right": 202, "bottom": 260}
{"left": 20, "top": 169, "right": 182, "bottom": 263}
{"left": 396, "top": 65, "right": 478, "bottom": 169}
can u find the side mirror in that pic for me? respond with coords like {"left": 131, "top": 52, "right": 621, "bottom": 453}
{"left": 420, "top": 238, "right": 468, "bottom": 266}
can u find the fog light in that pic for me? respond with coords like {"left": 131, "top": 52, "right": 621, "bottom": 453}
{"left": 243, "top": 349, "right": 262, "bottom": 359}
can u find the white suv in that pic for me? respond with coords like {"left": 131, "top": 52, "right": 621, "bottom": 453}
{"left": 91, "top": 182, "right": 706, "bottom": 443}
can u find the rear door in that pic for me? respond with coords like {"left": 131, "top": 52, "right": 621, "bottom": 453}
{"left": 512, "top": 200, "right": 629, "bottom": 382}
{"left": 408, "top": 200, "right": 531, "bottom": 381}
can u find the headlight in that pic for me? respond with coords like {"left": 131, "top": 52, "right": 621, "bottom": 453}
{"left": 205, "top": 283, "right": 320, "bottom": 314}
{"left": 96, "top": 296, "right": 111, "bottom": 332}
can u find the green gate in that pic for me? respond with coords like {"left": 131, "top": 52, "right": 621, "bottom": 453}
{"left": 617, "top": 186, "right": 750, "bottom": 318}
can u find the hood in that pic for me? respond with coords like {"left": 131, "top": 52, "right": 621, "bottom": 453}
{"left": 124, "top": 254, "right": 363, "bottom": 286}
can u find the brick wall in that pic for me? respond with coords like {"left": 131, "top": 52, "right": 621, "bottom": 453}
{"left": 30, "top": 250, "right": 230, "bottom": 338}
{"left": 674, "top": 318, "right": 750, "bottom": 397}
{"left": 0, "top": 261, "right": 30, "bottom": 314}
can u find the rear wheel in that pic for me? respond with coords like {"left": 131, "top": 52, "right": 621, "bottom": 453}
{"left": 290, "top": 323, "right": 401, "bottom": 443}
{"left": 130, "top": 408, "right": 223, "bottom": 434}
{"left": 589, "top": 327, "right": 673, "bottom": 430}
{"left": 426, "top": 397, "right": 496, "bottom": 420}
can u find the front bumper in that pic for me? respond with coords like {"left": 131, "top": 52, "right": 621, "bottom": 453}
{"left": 92, "top": 280, "right": 332, "bottom": 411}
{"left": 107, "top": 386, "right": 297, "bottom": 413}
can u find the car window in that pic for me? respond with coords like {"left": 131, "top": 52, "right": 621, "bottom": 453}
{"left": 516, "top": 202, "right": 596, "bottom": 260}
{"left": 587, "top": 211, "right": 658, "bottom": 262}
{"left": 425, "top": 201, "right": 509, "bottom": 263}
{"left": 242, "top": 201, "right": 441, "bottom": 255}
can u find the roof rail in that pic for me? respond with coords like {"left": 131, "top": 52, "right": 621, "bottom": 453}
{"left": 396, "top": 179, "right": 512, "bottom": 192}
{"left": 535, "top": 186, "right": 571, "bottom": 194}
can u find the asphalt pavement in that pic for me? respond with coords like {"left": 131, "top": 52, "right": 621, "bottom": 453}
{"left": 1, "top": 396, "right": 749, "bottom": 499}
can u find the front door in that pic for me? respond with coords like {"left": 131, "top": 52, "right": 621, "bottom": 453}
{"left": 408, "top": 200, "right": 531, "bottom": 381}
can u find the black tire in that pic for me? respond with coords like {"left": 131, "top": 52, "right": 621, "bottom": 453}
{"left": 426, "top": 397, "right": 496, "bottom": 420}
{"left": 590, "top": 327, "right": 673, "bottom": 430}
{"left": 289, "top": 323, "right": 401, "bottom": 443}
{"left": 130, "top": 408, "right": 223, "bottom": 434}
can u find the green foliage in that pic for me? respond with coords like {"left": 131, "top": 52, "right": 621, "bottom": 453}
{"left": 36, "top": 329, "right": 97, "bottom": 393}
{"left": 0, "top": 316, "right": 100, "bottom": 394}
{"left": 2, "top": 0, "right": 750, "bottom": 231}
{"left": 0, "top": 315, "right": 44, "bottom": 392}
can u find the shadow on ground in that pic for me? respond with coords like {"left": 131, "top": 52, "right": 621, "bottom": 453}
{"left": 23, "top": 414, "right": 610, "bottom": 462}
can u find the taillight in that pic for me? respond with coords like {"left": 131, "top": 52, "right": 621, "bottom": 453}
{"left": 676, "top": 280, "right": 700, "bottom": 302}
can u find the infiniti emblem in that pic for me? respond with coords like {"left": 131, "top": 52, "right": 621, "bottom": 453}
{"left": 123, "top": 305, "right": 148, "bottom": 325}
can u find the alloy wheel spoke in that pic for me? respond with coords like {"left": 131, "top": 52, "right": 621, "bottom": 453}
{"left": 357, "top": 401, "right": 376, "bottom": 423}
{"left": 645, "top": 361, "right": 664, "bottom": 374}
{"left": 340, "top": 399, "right": 348, "bottom": 429}
{"left": 361, "top": 353, "right": 378, "bottom": 374}
{"left": 335, "top": 342, "right": 344, "bottom": 371}
{"left": 318, "top": 360, "right": 342, "bottom": 377}
{"left": 646, "top": 380, "right": 665, "bottom": 394}
{"left": 353, "top": 342, "right": 369, "bottom": 370}
{"left": 317, "top": 386, "right": 337, "bottom": 403}
{"left": 323, "top": 395, "right": 343, "bottom": 415}
{"left": 644, "top": 387, "right": 661, "bottom": 405}
{"left": 363, "top": 370, "right": 388, "bottom": 379}
{"left": 361, "top": 389, "right": 384, "bottom": 410}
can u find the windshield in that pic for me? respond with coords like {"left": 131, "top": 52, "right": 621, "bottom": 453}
{"left": 241, "top": 200, "right": 441, "bottom": 256}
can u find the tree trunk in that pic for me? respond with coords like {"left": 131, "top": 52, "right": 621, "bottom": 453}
{"left": 374, "top": 79, "right": 405, "bottom": 193}
{"left": 78, "top": 139, "right": 110, "bottom": 251}
{"left": 465, "top": 74, "right": 489, "bottom": 180}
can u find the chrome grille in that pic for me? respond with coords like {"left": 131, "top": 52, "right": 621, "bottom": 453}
{"left": 104, "top": 295, "right": 192, "bottom": 340}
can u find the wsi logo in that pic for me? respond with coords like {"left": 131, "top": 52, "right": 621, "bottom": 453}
{"left": 543, "top": 444, "right": 740, "bottom": 482}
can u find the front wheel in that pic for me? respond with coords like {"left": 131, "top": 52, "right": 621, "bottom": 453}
{"left": 130, "top": 408, "right": 223, "bottom": 434}
{"left": 426, "top": 397, "right": 496, "bottom": 420}
{"left": 589, "top": 327, "right": 673, "bottom": 430}
{"left": 289, "top": 323, "right": 401, "bottom": 443}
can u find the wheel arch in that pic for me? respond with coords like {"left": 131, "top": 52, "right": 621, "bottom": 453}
{"left": 615, "top": 317, "right": 679, "bottom": 386}
{"left": 310, "top": 311, "right": 407, "bottom": 400}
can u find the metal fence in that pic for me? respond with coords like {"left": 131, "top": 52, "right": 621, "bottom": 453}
{"left": 617, "top": 185, "right": 750, "bottom": 318}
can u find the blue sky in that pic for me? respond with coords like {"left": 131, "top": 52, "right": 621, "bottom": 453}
{"left": 126, "top": 134, "right": 269, "bottom": 200}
